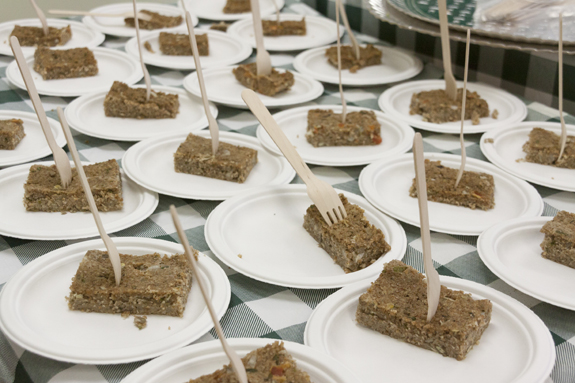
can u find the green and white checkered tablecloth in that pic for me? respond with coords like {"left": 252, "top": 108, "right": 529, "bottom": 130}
{"left": 1, "top": 2, "right": 574, "bottom": 382}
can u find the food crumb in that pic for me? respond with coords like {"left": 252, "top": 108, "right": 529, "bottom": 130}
{"left": 121, "top": 311, "right": 130, "bottom": 319}
{"left": 297, "top": 135, "right": 299, "bottom": 138}
{"left": 516, "top": 158, "right": 525, "bottom": 163}
{"left": 134, "top": 315, "right": 147, "bottom": 330}
{"left": 144, "top": 41, "right": 154, "bottom": 53}
{"left": 492, "top": 109, "right": 499, "bottom": 119}
{"left": 483, "top": 138, "right": 494, "bottom": 144}
{"left": 237, "top": 254, "right": 243, "bottom": 259}
{"left": 168, "top": 326, "right": 171, "bottom": 330}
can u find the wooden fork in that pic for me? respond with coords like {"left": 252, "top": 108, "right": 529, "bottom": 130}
{"left": 48, "top": 9, "right": 153, "bottom": 21}
{"left": 250, "top": 0, "right": 272, "bottom": 76}
{"left": 438, "top": 0, "right": 457, "bottom": 100}
{"left": 170, "top": 206, "right": 248, "bottom": 383}
{"left": 10, "top": 36, "right": 72, "bottom": 188}
{"left": 29, "top": 0, "right": 49, "bottom": 35}
{"left": 241, "top": 89, "right": 347, "bottom": 226}
{"left": 57, "top": 107, "right": 122, "bottom": 286}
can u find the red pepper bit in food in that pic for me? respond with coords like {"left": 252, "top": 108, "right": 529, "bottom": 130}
{"left": 372, "top": 135, "right": 382, "bottom": 144}
{"left": 271, "top": 366, "right": 285, "bottom": 376}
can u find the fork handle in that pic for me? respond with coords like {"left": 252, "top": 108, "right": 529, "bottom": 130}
{"left": 241, "top": 89, "right": 314, "bottom": 183}
{"left": 10, "top": 36, "right": 70, "bottom": 180}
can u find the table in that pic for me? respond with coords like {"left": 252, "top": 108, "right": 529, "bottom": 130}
{"left": 0, "top": 2, "right": 573, "bottom": 382}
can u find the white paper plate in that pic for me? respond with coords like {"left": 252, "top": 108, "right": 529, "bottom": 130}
{"left": 125, "top": 29, "right": 252, "bottom": 70}
{"left": 0, "top": 111, "right": 66, "bottom": 168}
{"left": 293, "top": 45, "right": 423, "bottom": 86}
{"left": 122, "top": 338, "right": 360, "bottom": 383}
{"left": 358, "top": 153, "right": 543, "bottom": 235}
{"left": 256, "top": 105, "right": 414, "bottom": 166}
{"left": 481, "top": 122, "right": 575, "bottom": 192}
{"left": 122, "top": 130, "right": 295, "bottom": 200}
{"left": 65, "top": 86, "right": 218, "bottom": 142}
{"left": 0, "top": 237, "right": 230, "bottom": 364}
{"left": 304, "top": 276, "right": 555, "bottom": 383}
{"left": 180, "top": 0, "right": 285, "bottom": 21}
{"left": 6, "top": 47, "right": 143, "bottom": 97}
{"left": 183, "top": 66, "right": 324, "bottom": 109}
{"left": 205, "top": 185, "right": 407, "bottom": 289}
{"left": 82, "top": 3, "right": 196, "bottom": 38}
{"left": 227, "top": 14, "right": 341, "bottom": 52}
{"left": 0, "top": 161, "right": 158, "bottom": 240}
{"left": 378, "top": 80, "right": 527, "bottom": 134}
{"left": 0, "top": 18, "right": 105, "bottom": 57}
{"left": 478, "top": 216, "right": 575, "bottom": 310}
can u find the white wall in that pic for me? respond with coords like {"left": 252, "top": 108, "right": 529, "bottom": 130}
{"left": 1, "top": 0, "right": 176, "bottom": 23}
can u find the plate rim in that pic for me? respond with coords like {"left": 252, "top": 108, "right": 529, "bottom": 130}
{"left": 82, "top": 2, "right": 196, "bottom": 37}
{"left": 477, "top": 215, "right": 575, "bottom": 310}
{"left": 304, "top": 274, "right": 556, "bottom": 383}
{"left": 180, "top": 0, "right": 286, "bottom": 21}
{"left": 122, "top": 130, "right": 296, "bottom": 200}
{"left": 0, "top": 160, "right": 159, "bottom": 240}
{"left": 204, "top": 184, "right": 408, "bottom": 289}
{"left": 65, "top": 85, "right": 218, "bottom": 142}
{"left": 182, "top": 65, "right": 325, "bottom": 109}
{"left": 122, "top": 337, "right": 361, "bottom": 383}
{"left": 480, "top": 121, "right": 575, "bottom": 192}
{"left": 0, "top": 110, "right": 66, "bottom": 167}
{"left": 386, "top": 0, "right": 574, "bottom": 46}
{"left": 6, "top": 47, "right": 144, "bottom": 97}
{"left": 0, "top": 18, "right": 106, "bottom": 56}
{"left": 255, "top": 104, "right": 415, "bottom": 166}
{"left": 226, "top": 14, "right": 342, "bottom": 52}
{"left": 378, "top": 79, "right": 528, "bottom": 134}
{"left": 124, "top": 28, "right": 253, "bottom": 70}
{"left": 292, "top": 44, "right": 424, "bottom": 86}
{"left": 0, "top": 237, "right": 231, "bottom": 364}
{"left": 358, "top": 152, "right": 544, "bottom": 235}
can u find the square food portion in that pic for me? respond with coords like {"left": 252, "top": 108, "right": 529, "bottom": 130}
{"left": 159, "top": 32, "right": 209, "bottom": 56}
{"left": 223, "top": 0, "right": 251, "bottom": 14}
{"left": 303, "top": 194, "right": 391, "bottom": 273}
{"left": 210, "top": 21, "right": 229, "bottom": 32}
{"left": 523, "top": 127, "right": 575, "bottom": 169}
{"left": 325, "top": 44, "right": 382, "bottom": 73}
{"left": 409, "top": 159, "right": 495, "bottom": 210}
{"left": 233, "top": 63, "right": 294, "bottom": 97}
{"left": 68, "top": 250, "right": 193, "bottom": 317}
{"left": 10, "top": 25, "right": 72, "bottom": 47}
{"left": 410, "top": 88, "right": 490, "bottom": 125}
{"left": 0, "top": 118, "right": 25, "bottom": 150}
{"left": 305, "top": 109, "right": 382, "bottom": 147}
{"left": 540, "top": 210, "right": 575, "bottom": 269}
{"left": 124, "top": 10, "right": 183, "bottom": 30}
{"left": 187, "top": 341, "right": 311, "bottom": 383}
{"left": 262, "top": 18, "right": 306, "bottom": 36}
{"left": 356, "top": 260, "right": 492, "bottom": 361}
{"left": 104, "top": 81, "right": 179, "bottom": 119}
{"left": 174, "top": 133, "right": 258, "bottom": 183}
{"left": 33, "top": 47, "right": 98, "bottom": 80}
{"left": 24, "top": 159, "right": 123, "bottom": 212}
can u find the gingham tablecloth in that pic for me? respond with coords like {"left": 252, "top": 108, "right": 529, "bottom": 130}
{"left": 1, "top": 3, "right": 574, "bottom": 383}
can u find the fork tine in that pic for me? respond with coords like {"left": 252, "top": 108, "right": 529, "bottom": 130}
{"left": 333, "top": 206, "right": 343, "bottom": 222}
{"left": 321, "top": 210, "right": 333, "bottom": 227}
{"left": 326, "top": 209, "right": 337, "bottom": 225}
{"left": 338, "top": 204, "right": 347, "bottom": 219}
